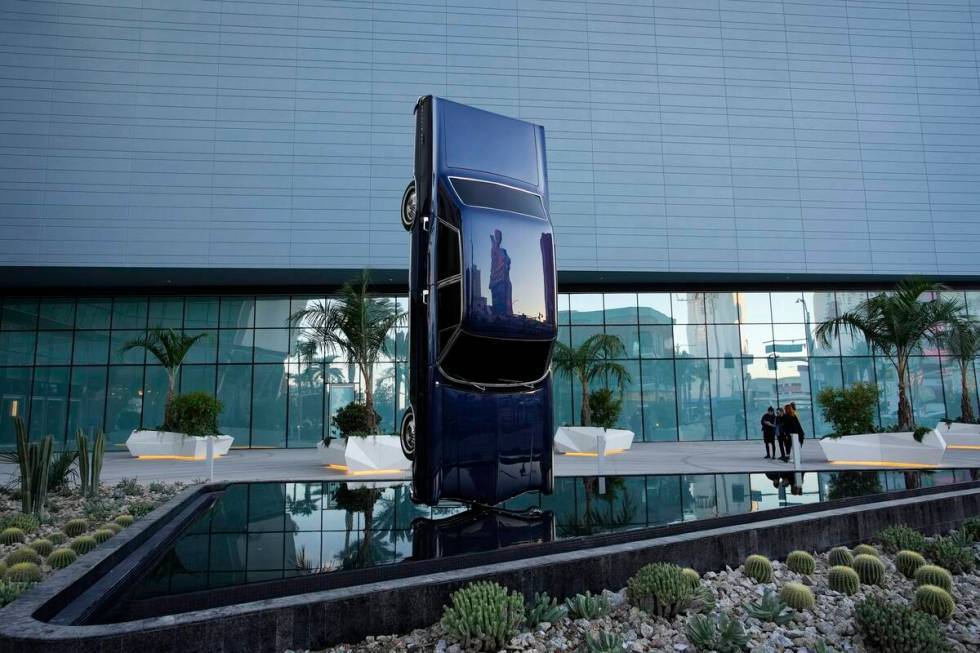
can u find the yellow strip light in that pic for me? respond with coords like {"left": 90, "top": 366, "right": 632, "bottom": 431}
{"left": 947, "top": 444, "right": 980, "bottom": 450}
{"left": 324, "top": 464, "right": 403, "bottom": 476}
{"left": 828, "top": 460, "right": 939, "bottom": 469}
{"left": 137, "top": 455, "right": 224, "bottom": 462}
{"left": 562, "top": 449, "right": 626, "bottom": 458}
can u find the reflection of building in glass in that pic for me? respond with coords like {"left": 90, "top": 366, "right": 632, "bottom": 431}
{"left": 541, "top": 233, "right": 555, "bottom": 326}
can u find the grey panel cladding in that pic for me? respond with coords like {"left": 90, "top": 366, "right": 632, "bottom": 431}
{"left": 1, "top": 0, "right": 979, "bottom": 277}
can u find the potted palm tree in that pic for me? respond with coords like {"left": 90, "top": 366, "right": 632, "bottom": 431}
{"left": 121, "top": 328, "right": 233, "bottom": 459}
{"left": 551, "top": 333, "right": 635, "bottom": 455}
{"left": 936, "top": 315, "right": 980, "bottom": 446}
{"left": 813, "top": 278, "right": 962, "bottom": 465}
{"left": 291, "top": 272, "right": 407, "bottom": 472}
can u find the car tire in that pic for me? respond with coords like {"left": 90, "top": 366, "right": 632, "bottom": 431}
{"left": 399, "top": 407, "right": 415, "bottom": 460}
{"left": 401, "top": 180, "right": 416, "bottom": 231}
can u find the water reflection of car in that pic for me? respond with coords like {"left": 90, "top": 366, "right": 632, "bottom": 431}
{"left": 410, "top": 509, "right": 555, "bottom": 561}
{"left": 399, "top": 96, "right": 558, "bottom": 506}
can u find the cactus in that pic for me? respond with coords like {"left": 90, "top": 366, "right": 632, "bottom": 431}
{"left": 440, "top": 581, "right": 523, "bottom": 652}
{"left": 5, "top": 547, "right": 40, "bottom": 566}
{"left": 853, "top": 544, "right": 879, "bottom": 557}
{"left": 852, "top": 554, "right": 886, "bottom": 586}
{"left": 4, "top": 562, "right": 41, "bottom": 583}
{"left": 896, "top": 550, "right": 927, "bottom": 579}
{"left": 746, "top": 588, "right": 795, "bottom": 625}
{"left": 828, "top": 566, "right": 860, "bottom": 595}
{"left": 63, "top": 518, "right": 88, "bottom": 537}
{"left": 525, "top": 592, "right": 564, "bottom": 625}
{"left": 913, "top": 585, "right": 955, "bottom": 621}
{"left": 47, "top": 548, "right": 78, "bottom": 570}
{"left": 779, "top": 582, "right": 815, "bottom": 611}
{"left": 684, "top": 612, "right": 749, "bottom": 653}
{"left": 28, "top": 539, "right": 53, "bottom": 557}
{"left": 582, "top": 631, "right": 624, "bottom": 653}
{"left": 786, "top": 550, "right": 816, "bottom": 575}
{"left": 0, "top": 514, "right": 39, "bottom": 533}
{"left": 0, "top": 528, "right": 25, "bottom": 545}
{"left": 75, "top": 427, "right": 106, "bottom": 498}
{"left": 855, "top": 598, "right": 951, "bottom": 653}
{"left": 92, "top": 528, "right": 115, "bottom": 544}
{"left": 565, "top": 591, "right": 610, "bottom": 620}
{"left": 114, "top": 514, "right": 135, "bottom": 528}
{"left": 828, "top": 546, "right": 853, "bottom": 567}
{"left": 626, "top": 562, "right": 694, "bottom": 618}
{"left": 914, "top": 564, "right": 953, "bottom": 593}
{"left": 11, "top": 417, "right": 52, "bottom": 516}
{"left": 681, "top": 567, "right": 701, "bottom": 590}
{"left": 47, "top": 532, "right": 66, "bottom": 545}
{"left": 104, "top": 523, "right": 123, "bottom": 534}
{"left": 69, "top": 536, "right": 97, "bottom": 556}
{"left": 877, "top": 524, "right": 926, "bottom": 554}
{"left": 744, "top": 554, "right": 773, "bottom": 583}
{"left": 925, "top": 534, "right": 975, "bottom": 575}
{"left": 0, "top": 561, "right": 6, "bottom": 578}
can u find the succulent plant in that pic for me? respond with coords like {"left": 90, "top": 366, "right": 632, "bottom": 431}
{"left": 855, "top": 597, "right": 951, "bottom": 653}
{"left": 853, "top": 544, "right": 879, "bottom": 558}
{"left": 914, "top": 564, "right": 953, "bottom": 593}
{"left": 626, "top": 563, "right": 694, "bottom": 618}
{"left": 828, "top": 565, "right": 860, "bottom": 595}
{"left": 525, "top": 592, "right": 564, "bottom": 625}
{"left": 63, "top": 519, "right": 88, "bottom": 537}
{"left": 4, "top": 562, "right": 41, "bottom": 584}
{"left": 440, "top": 581, "right": 523, "bottom": 652}
{"left": 786, "top": 550, "right": 816, "bottom": 575}
{"left": 113, "top": 514, "right": 135, "bottom": 528}
{"left": 745, "top": 589, "right": 795, "bottom": 625}
{"left": 0, "top": 527, "right": 26, "bottom": 545}
{"left": 828, "top": 546, "right": 853, "bottom": 567}
{"left": 0, "top": 514, "right": 39, "bottom": 534}
{"left": 852, "top": 554, "right": 886, "bottom": 586}
{"left": 92, "top": 529, "right": 115, "bottom": 544}
{"left": 582, "top": 631, "right": 624, "bottom": 653}
{"left": 47, "top": 532, "right": 66, "bottom": 545}
{"left": 69, "top": 536, "right": 97, "bottom": 556}
{"left": 744, "top": 554, "right": 773, "bottom": 583}
{"left": 913, "top": 584, "right": 955, "bottom": 621}
{"left": 925, "top": 534, "right": 975, "bottom": 575}
{"left": 5, "top": 547, "right": 40, "bottom": 566}
{"left": 565, "top": 591, "right": 610, "bottom": 620}
{"left": 962, "top": 516, "right": 980, "bottom": 542}
{"left": 47, "top": 548, "right": 78, "bottom": 570}
{"left": 779, "top": 582, "right": 815, "bottom": 611}
{"left": 896, "top": 550, "right": 927, "bottom": 579}
{"left": 684, "top": 612, "right": 749, "bottom": 653}
{"left": 27, "top": 538, "right": 53, "bottom": 558}
{"left": 104, "top": 523, "right": 123, "bottom": 534}
{"left": 0, "top": 578, "right": 31, "bottom": 607}
{"left": 877, "top": 524, "right": 926, "bottom": 554}
{"left": 681, "top": 567, "right": 701, "bottom": 590}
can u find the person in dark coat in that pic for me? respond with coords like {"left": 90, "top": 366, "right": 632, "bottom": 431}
{"left": 761, "top": 406, "right": 777, "bottom": 459}
{"left": 780, "top": 403, "right": 805, "bottom": 463}
{"left": 775, "top": 407, "right": 788, "bottom": 461}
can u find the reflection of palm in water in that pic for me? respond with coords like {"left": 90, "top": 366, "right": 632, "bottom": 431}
{"left": 559, "top": 476, "right": 636, "bottom": 537}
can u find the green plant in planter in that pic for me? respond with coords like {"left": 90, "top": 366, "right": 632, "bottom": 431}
{"left": 786, "top": 550, "right": 815, "bottom": 575}
{"left": 5, "top": 547, "right": 40, "bottom": 566}
{"left": 28, "top": 539, "right": 53, "bottom": 557}
{"left": 69, "top": 536, "right": 97, "bottom": 555}
{"left": 565, "top": 591, "right": 610, "bottom": 620}
{"left": 168, "top": 392, "right": 223, "bottom": 436}
{"left": 779, "top": 582, "right": 815, "bottom": 611}
{"left": 332, "top": 401, "right": 382, "bottom": 439}
{"left": 47, "top": 548, "right": 78, "bottom": 569}
{"left": 114, "top": 514, "right": 134, "bottom": 528}
{"left": 582, "top": 631, "right": 624, "bottom": 653}
{"left": 925, "top": 534, "right": 975, "bottom": 574}
{"left": 0, "top": 579, "right": 31, "bottom": 607}
{"left": 588, "top": 388, "right": 624, "bottom": 430}
{"left": 828, "top": 566, "right": 859, "bottom": 595}
{"left": 63, "top": 518, "right": 88, "bottom": 537}
{"left": 817, "top": 382, "right": 879, "bottom": 437}
{"left": 5, "top": 417, "right": 52, "bottom": 516}
{"left": 853, "top": 554, "right": 886, "bottom": 585}
{"left": 0, "top": 514, "right": 39, "bottom": 533}
{"left": 684, "top": 612, "right": 749, "bottom": 653}
{"left": 0, "top": 528, "right": 25, "bottom": 545}
{"left": 853, "top": 544, "right": 879, "bottom": 557}
{"left": 914, "top": 564, "right": 953, "bottom": 592}
{"left": 525, "top": 592, "right": 564, "bottom": 625}
{"left": 103, "top": 523, "right": 122, "bottom": 535}
{"left": 440, "top": 581, "right": 524, "bottom": 652}
{"left": 552, "top": 334, "right": 631, "bottom": 427}
{"left": 92, "top": 529, "right": 115, "bottom": 544}
{"left": 75, "top": 426, "right": 105, "bottom": 498}
{"left": 47, "top": 532, "right": 66, "bottom": 545}
{"left": 680, "top": 567, "right": 701, "bottom": 590}
{"left": 828, "top": 546, "right": 853, "bottom": 567}
{"left": 896, "top": 550, "right": 927, "bottom": 578}
{"left": 4, "top": 562, "right": 40, "bottom": 583}
{"left": 913, "top": 585, "right": 955, "bottom": 621}
{"left": 961, "top": 516, "right": 980, "bottom": 542}
{"left": 878, "top": 524, "right": 926, "bottom": 553}
{"left": 745, "top": 589, "right": 795, "bottom": 625}
{"left": 855, "top": 597, "right": 951, "bottom": 653}
{"left": 743, "top": 554, "right": 773, "bottom": 583}
{"left": 626, "top": 562, "right": 694, "bottom": 619}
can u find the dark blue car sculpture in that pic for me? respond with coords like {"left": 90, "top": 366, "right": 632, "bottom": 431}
{"left": 399, "top": 96, "right": 558, "bottom": 506}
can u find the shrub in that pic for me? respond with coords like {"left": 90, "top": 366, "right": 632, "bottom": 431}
{"left": 525, "top": 592, "right": 564, "bottom": 625}
{"left": 333, "top": 402, "right": 381, "bottom": 438}
{"left": 0, "top": 527, "right": 26, "bottom": 545}
{"left": 743, "top": 554, "right": 773, "bottom": 583}
{"left": 745, "top": 589, "right": 795, "bottom": 625}
{"left": 853, "top": 544, "right": 879, "bottom": 557}
{"left": 440, "top": 581, "right": 523, "bottom": 652}
{"left": 63, "top": 518, "right": 88, "bottom": 537}
{"left": 5, "top": 547, "right": 40, "bottom": 566}
{"left": 69, "top": 536, "right": 97, "bottom": 555}
{"left": 582, "top": 631, "right": 624, "bottom": 653}
{"left": 681, "top": 567, "right": 701, "bottom": 590}
{"left": 828, "top": 566, "right": 859, "bottom": 595}
{"left": 779, "top": 582, "right": 815, "bottom": 611}
{"left": 854, "top": 597, "right": 950, "bottom": 653}
{"left": 169, "top": 391, "right": 223, "bottom": 436}
{"left": 4, "top": 562, "right": 41, "bottom": 583}
{"left": 588, "top": 388, "right": 623, "bottom": 429}
{"left": 114, "top": 514, "right": 135, "bottom": 528}
{"left": 626, "top": 562, "right": 694, "bottom": 618}
{"left": 852, "top": 554, "right": 886, "bottom": 586}
{"left": 0, "top": 514, "right": 39, "bottom": 533}
{"left": 878, "top": 524, "right": 926, "bottom": 554}
{"left": 828, "top": 546, "right": 853, "bottom": 567}
{"left": 925, "top": 534, "right": 975, "bottom": 575}
{"left": 817, "top": 382, "right": 879, "bottom": 437}
{"left": 92, "top": 529, "right": 115, "bottom": 544}
{"left": 47, "top": 532, "right": 66, "bottom": 545}
{"left": 128, "top": 500, "right": 155, "bottom": 518}
{"left": 684, "top": 612, "right": 749, "bottom": 653}
{"left": 914, "top": 565, "right": 953, "bottom": 593}
{"left": 47, "top": 548, "right": 78, "bottom": 569}
{"left": 565, "top": 591, "right": 610, "bottom": 620}
{"left": 913, "top": 585, "right": 955, "bottom": 621}
{"left": 786, "top": 550, "right": 815, "bottom": 575}
{"left": 28, "top": 539, "right": 53, "bottom": 557}
{"left": 896, "top": 550, "right": 927, "bottom": 578}
{"left": 0, "top": 579, "right": 31, "bottom": 607}
{"left": 912, "top": 426, "right": 932, "bottom": 442}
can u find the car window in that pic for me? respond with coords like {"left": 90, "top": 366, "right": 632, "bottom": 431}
{"left": 449, "top": 177, "right": 546, "bottom": 219}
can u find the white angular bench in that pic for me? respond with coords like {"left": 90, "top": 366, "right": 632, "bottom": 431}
{"left": 317, "top": 435, "right": 410, "bottom": 474}
{"left": 554, "top": 426, "right": 634, "bottom": 456}
{"left": 125, "top": 430, "right": 234, "bottom": 460}
{"left": 818, "top": 428, "right": 947, "bottom": 467}
{"left": 935, "top": 421, "right": 980, "bottom": 449}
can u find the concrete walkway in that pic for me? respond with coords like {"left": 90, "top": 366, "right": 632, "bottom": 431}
{"left": 4, "top": 440, "right": 979, "bottom": 486}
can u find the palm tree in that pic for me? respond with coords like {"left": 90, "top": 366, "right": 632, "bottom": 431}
{"left": 122, "top": 328, "right": 208, "bottom": 430}
{"left": 814, "top": 278, "right": 963, "bottom": 430}
{"left": 552, "top": 333, "right": 631, "bottom": 426}
{"left": 290, "top": 271, "right": 404, "bottom": 433}
{"left": 939, "top": 316, "right": 980, "bottom": 423}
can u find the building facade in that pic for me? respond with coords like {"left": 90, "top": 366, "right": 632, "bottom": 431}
{"left": 2, "top": 1, "right": 980, "bottom": 448}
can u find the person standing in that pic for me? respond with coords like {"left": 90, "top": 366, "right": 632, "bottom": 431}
{"left": 775, "top": 407, "right": 789, "bottom": 461}
{"left": 761, "top": 406, "right": 777, "bottom": 459}
{"left": 781, "top": 403, "right": 805, "bottom": 463}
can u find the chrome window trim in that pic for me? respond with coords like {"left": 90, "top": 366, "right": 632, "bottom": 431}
{"left": 447, "top": 176, "right": 547, "bottom": 220}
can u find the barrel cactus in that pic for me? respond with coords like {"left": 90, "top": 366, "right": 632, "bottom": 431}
{"left": 92, "top": 529, "right": 115, "bottom": 544}
{"left": 0, "top": 527, "right": 25, "bottom": 545}
{"left": 828, "top": 565, "right": 860, "bottom": 595}
{"left": 5, "top": 547, "right": 40, "bottom": 566}
{"left": 47, "top": 532, "right": 66, "bottom": 545}
{"left": 914, "top": 564, "right": 953, "bottom": 593}
{"left": 0, "top": 561, "right": 6, "bottom": 578}
{"left": 828, "top": 546, "right": 854, "bottom": 567}
{"left": 896, "top": 550, "right": 927, "bottom": 579}
{"left": 786, "top": 550, "right": 816, "bottom": 575}
{"left": 103, "top": 523, "right": 123, "bottom": 535}
{"left": 4, "top": 562, "right": 40, "bottom": 583}
{"left": 69, "top": 536, "right": 97, "bottom": 556}
{"left": 779, "top": 582, "right": 815, "bottom": 610}
{"left": 47, "top": 548, "right": 78, "bottom": 570}
{"left": 681, "top": 567, "right": 701, "bottom": 590}
{"left": 28, "top": 539, "right": 53, "bottom": 557}
{"left": 63, "top": 519, "right": 88, "bottom": 537}
{"left": 440, "top": 581, "right": 524, "bottom": 652}
{"left": 627, "top": 562, "right": 694, "bottom": 618}
{"left": 855, "top": 597, "right": 951, "bottom": 653}
{"left": 853, "top": 554, "right": 886, "bottom": 586}
{"left": 744, "top": 555, "right": 774, "bottom": 583}
{"left": 853, "top": 544, "right": 879, "bottom": 558}
{"left": 113, "top": 514, "right": 134, "bottom": 528}
{"left": 913, "top": 584, "right": 955, "bottom": 621}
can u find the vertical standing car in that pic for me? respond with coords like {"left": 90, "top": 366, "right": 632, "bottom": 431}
{"left": 400, "top": 96, "right": 558, "bottom": 506}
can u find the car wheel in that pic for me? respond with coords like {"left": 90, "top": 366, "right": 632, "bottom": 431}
{"left": 399, "top": 407, "right": 415, "bottom": 459}
{"left": 400, "top": 180, "right": 416, "bottom": 231}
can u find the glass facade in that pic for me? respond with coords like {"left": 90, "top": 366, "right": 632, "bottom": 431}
{"left": 1, "top": 289, "right": 978, "bottom": 449}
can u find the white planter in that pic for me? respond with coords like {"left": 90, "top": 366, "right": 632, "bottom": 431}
{"left": 555, "top": 426, "right": 634, "bottom": 455}
{"left": 316, "top": 439, "right": 348, "bottom": 467}
{"left": 125, "top": 430, "right": 234, "bottom": 459}
{"left": 935, "top": 421, "right": 980, "bottom": 449}
{"left": 317, "top": 436, "right": 410, "bottom": 473}
{"left": 818, "top": 429, "right": 947, "bottom": 467}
